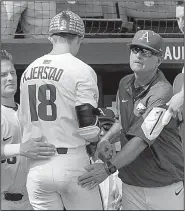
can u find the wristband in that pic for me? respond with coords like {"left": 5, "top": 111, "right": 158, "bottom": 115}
{"left": 4, "top": 144, "right": 20, "bottom": 158}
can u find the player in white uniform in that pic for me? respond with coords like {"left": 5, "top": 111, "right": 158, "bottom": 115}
{"left": 1, "top": 50, "right": 56, "bottom": 210}
{"left": 19, "top": 11, "right": 103, "bottom": 210}
{"left": 162, "top": 1, "right": 184, "bottom": 125}
{"left": 1, "top": 50, "right": 32, "bottom": 210}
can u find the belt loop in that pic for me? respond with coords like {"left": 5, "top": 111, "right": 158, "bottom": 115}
{"left": 4, "top": 193, "right": 23, "bottom": 201}
{"left": 56, "top": 148, "right": 68, "bottom": 154}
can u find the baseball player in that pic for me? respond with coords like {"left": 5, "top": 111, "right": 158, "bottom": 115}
{"left": 1, "top": 1, "right": 56, "bottom": 38}
{"left": 19, "top": 11, "right": 103, "bottom": 210}
{"left": 162, "top": 0, "right": 184, "bottom": 125}
{"left": 1, "top": 50, "right": 32, "bottom": 210}
{"left": 86, "top": 108, "right": 122, "bottom": 210}
{"left": 1, "top": 50, "right": 56, "bottom": 210}
{"left": 78, "top": 30, "right": 184, "bottom": 210}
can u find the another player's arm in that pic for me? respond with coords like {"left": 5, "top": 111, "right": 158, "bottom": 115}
{"left": 1, "top": 115, "right": 20, "bottom": 160}
{"left": 1, "top": 113, "right": 56, "bottom": 160}
{"left": 110, "top": 86, "right": 174, "bottom": 170}
{"left": 1, "top": 138, "right": 57, "bottom": 160}
{"left": 162, "top": 74, "right": 184, "bottom": 125}
{"left": 1, "top": 117, "right": 56, "bottom": 160}
{"left": 1, "top": 144, "right": 20, "bottom": 160}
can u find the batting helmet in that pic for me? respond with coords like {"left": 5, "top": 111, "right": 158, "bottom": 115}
{"left": 49, "top": 10, "right": 85, "bottom": 37}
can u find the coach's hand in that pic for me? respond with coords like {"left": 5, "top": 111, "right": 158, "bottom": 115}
{"left": 78, "top": 163, "right": 109, "bottom": 190}
{"left": 20, "top": 136, "right": 56, "bottom": 159}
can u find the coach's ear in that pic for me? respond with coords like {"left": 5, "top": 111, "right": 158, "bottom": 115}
{"left": 157, "top": 56, "right": 163, "bottom": 66}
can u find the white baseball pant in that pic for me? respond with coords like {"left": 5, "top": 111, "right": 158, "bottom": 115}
{"left": 26, "top": 146, "right": 103, "bottom": 210}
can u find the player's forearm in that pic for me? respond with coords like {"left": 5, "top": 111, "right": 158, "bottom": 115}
{"left": 110, "top": 137, "right": 147, "bottom": 170}
{"left": 100, "top": 120, "right": 121, "bottom": 144}
{"left": 1, "top": 144, "right": 20, "bottom": 159}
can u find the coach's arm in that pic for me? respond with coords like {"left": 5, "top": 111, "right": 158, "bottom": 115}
{"left": 78, "top": 86, "right": 174, "bottom": 189}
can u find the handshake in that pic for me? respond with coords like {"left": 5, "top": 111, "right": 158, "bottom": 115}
{"left": 81, "top": 107, "right": 116, "bottom": 161}
{"left": 86, "top": 138, "right": 115, "bottom": 162}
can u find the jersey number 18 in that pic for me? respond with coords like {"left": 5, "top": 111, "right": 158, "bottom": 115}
{"left": 28, "top": 84, "right": 57, "bottom": 122}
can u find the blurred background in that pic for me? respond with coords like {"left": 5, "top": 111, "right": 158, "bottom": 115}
{"left": 1, "top": 0, "right": 184, "bottom": 113}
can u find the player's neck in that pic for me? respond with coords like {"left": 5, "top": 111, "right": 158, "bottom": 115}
{"left": 49, "top": 43, "right": 71, "bottom": 55}
{"left": 1, "top": 97, "right": 16, "bottom": 108}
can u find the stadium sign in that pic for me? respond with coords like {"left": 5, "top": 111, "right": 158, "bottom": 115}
{"left": 164, "top": 45, "right": 184, "bottom": 61}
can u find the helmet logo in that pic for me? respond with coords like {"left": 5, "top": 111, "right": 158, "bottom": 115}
{"left": 60, "top": 20, "right": 67, "bottom": 30}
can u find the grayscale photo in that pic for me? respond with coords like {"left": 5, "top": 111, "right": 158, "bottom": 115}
{"left": 1, "top": 0, "right": 184, "bottom": 210}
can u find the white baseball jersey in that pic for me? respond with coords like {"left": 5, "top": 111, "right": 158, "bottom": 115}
{"left": 20, "top": 53, "right": 99, "bottom": 148}
{"left": 2, "top": 1, "right": 56, "bottom": 38}
{"left": 1, "top": 105, "right": 28, "bottom": 194}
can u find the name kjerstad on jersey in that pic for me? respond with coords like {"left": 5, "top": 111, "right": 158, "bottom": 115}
{"left": 22, "top": 66, "right": 64, "bottom": 83}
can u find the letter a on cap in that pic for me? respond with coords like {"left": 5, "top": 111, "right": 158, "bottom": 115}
{"left": 138, "top": 31, "right": 149, "bottom": 43}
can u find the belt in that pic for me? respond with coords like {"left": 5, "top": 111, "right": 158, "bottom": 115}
{"left": 4, "top": 193, "right": 23, "bottom": 201}
{"left": 56, "top": 148, "right": 68, "bottom": 154}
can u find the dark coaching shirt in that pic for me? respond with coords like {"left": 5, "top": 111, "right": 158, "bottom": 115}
{"left": 117, "top": 70, "right": 184, "bottom": 187}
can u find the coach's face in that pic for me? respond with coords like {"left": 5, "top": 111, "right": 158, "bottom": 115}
{"left": 130, "top": 46, "right": 161, "bottom": 73}
{"left": 176, "top": 5, "right": 184, "bottom": 34}
{"left": 1, "top": 60, "right": 17, "bottom": 97}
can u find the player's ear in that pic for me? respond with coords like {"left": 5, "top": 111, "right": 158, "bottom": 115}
{"left": 76, "top": 35, "right": 83, "bottom": 45}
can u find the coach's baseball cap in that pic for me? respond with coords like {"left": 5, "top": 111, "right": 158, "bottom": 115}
{"left": 49, "top": 10, "right": 85, "bottom": 37}
{"left": 129, "top": 30, "right": 165, "bottom": 54}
